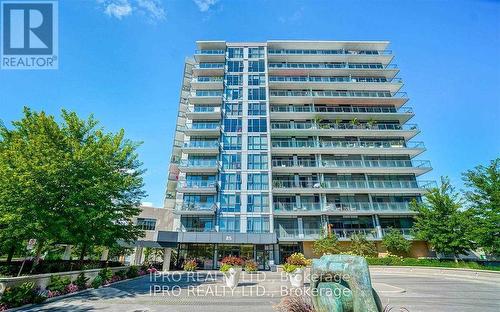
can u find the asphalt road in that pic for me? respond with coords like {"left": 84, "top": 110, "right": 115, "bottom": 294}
{"left": 19, "top": 267, "right": 500, "bottom": 312}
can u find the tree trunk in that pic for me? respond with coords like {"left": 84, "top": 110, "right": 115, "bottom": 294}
{"left": 30, "top": 241, "right": 44, "bottom": 274}
{"left": 6, "top": 244, "right": 16, "bottom": 264}
{"left": 454, "top": 254, "right": 459, "bottom": 263}
{"left": 79, "top": 243, "right": 87, "bottom": 261}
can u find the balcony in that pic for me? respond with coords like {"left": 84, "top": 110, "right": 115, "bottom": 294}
{"left": 269, "top": 90, "right": 408, "bottom": 106}
{"left": 267, "top": 49, "right": 393, "bottom": 64}
{"left": 271, "top": 159, "right": 432, "bottom": 176}
{"left": 193, "top": 63, "right": 225, "bottom": 76}
{"left": 194, "top": 50, "right": 225, "bottom": 62}
{"left": 178, "top": 159, "right": 219, "bottom": 173}
{"left": 382, "top": 228, "right": 413, "bottom": 239}
{"left": 183, "top": 123, "right": 220, "bottom": 137}
{"left": 177, "top": 180, "right": 217, "bottom": 194}
{"left": 191, "top": 76, "right": 224, "bottom": 89}
{"left": 334, "top": 229, "right": 379, "bottom": 240}
{"left": 270, "top": 122, "right": 420, "bottom": 140}
{"left": 186, "top": 106, "right": 222, "bottom": 120}
{"left": 174, "top": 202, "right": 217, "bottom": 215}
{"left": 268, "top": 63, "right": 399, "bottom": 79}
{"left": 276, "top": 228, "right": 380, "bottom": 241}
{"left": 273, "top": 201, "right": 414, "bottom": 215}
{"left": 270, "top": 105, "right": 413, "bottom": 123}
{"left": 271, "top": 140, "right": 426, "bottom": 157}
{"left": 181, "top": 141, "right": 219, "bottom": 155}
{"left": 189, "top": 90, "right": 223, "bottom": 104}
{"left": 269, "top": 76, "right": 402, "bottom": 92}
{"left": 273, "top": 202, "right": 323, "bottom": 215}
{"left": 272, "top": 179, "right": 437, "bottom": 194}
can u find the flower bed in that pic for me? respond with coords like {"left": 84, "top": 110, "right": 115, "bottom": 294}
{"left": 366, "top": 256, "right": 500, "bottom": 271}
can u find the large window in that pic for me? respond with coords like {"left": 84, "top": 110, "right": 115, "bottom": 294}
{"left": 220, "top": 193, "right": 241, "bottom": 212}
{"left": 225, "top": 88, "right": 242, "bottom": 100}
{"left": 227, "top": 60, "right": 243, "bottom": 72}
{"left": 248, "top": 194, "right": 269, "bottom": 212}
{"left": 248, "top": 102, "right": 267, "bottom": 115}
{"left": 249, "top": 47, "right": 264, "bottom": 58}
{"left": 247, "top": 173, "right": 269, "bottom": 190}
{"left": 219, "top": 217, "right": 241, "bottom": 232}
{"left": 248, "top": 74, "right": 266, "bottom": 86}
{"left": 248, "top": 118, "right": 267, "bottom": 132}
{"left": 247, "top": 217, "right": 270, "bottom": 233}
{"left": 222, "top": 134, "right": 241, "bottom": 150}
{"left": 248, "top": 153, "right": 268, "bottom": 170}
{"left": 136, "top": 218, "right": 156, "bottom": 231}
{"left": 224, "top": 118, "right": 242, "bottom": 132}
{"left": 248, "top": 135, "right": 268, "bottom": 150}
{"left": 228, "top": 48, "right": 243, "bottom": 58}
{"left": 181, "top": 216, "right": 214, "bottom": 232}
{"left": 249, "top": 60, "right": 265, "bottom": 72}
{"left": 226, "top": 75, "right": 242, "bottom": 86}
{"left": 248, "top": 87, "right": 266, "bottom": 100}
{"left": 224, "top": 102, "right": 242, "bottom": 116}
{"left": 222, "top": 153, "right": 241, "bottom": 170}
{"left": 221, "top": 173, "right": 241, "bottom": 190}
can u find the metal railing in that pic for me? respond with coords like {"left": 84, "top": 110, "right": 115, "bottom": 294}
{"left": 183, "top": 141, "right": 219, "bottom": 148}
{"left": 186, "top": 123, "right": 220, "bottom": 130}
{"left": 270, "top": 105, "right": 412, "bottom": 114}
{"left": 179, "top": 159, "right": 219, "bottom": 167}
{"left": 176, "top": 203, "right": 217, "bottom": 212}
{"left": 271, "top": 122, "right": 418, "bottom": 131}
{"left": 177, "top": 180, "right": 217, "bottom": 189}
{"left": 188, "top": 106, "right": 220, "bottom": 113}
{"left": 268, "top": 63, "right": 397, "bottom": 70}
{"left": 271, "top": 140, "right": 423, "bottom": 149}
{"left": 196, "top": 63, "right": 224, "bottom": 69}
{"left": 272, "top": 179, "right": 437, "bottom": 190}
{"left": 195, "top": 50, "right": 225, "bottom": 55}
{"left": 273, "top": 202, "right": 322, "bottom": 212}
{"left": 193, "top": 77, "right": 224, "bottom": 83}
{"left": 194, "top": 90, "right": 223, "bottom": 97}
{"left": 270, "top": 90, "right": 406, "bottom": 98}
{"left": 268, "top": 49, "right": 392, "bottom": 55}
{"left": 269, "top": 76, "right": 402, "bottom": 83}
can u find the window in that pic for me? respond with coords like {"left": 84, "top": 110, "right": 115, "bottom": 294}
{"left": 248, "top": 102, "right": 267, "bottom": 115}
{"left": 248, "top": 87, "right": 266, "bottom": 100}
{"left": 221, "top": 173, "right": 241, "bottom": 190}
{"left": 219, "top": 217, "right": 241, "bottom": 232}
{"left": 225, "top": 88, "right": 242, "bottom": 100}
{"left": 181, "top": 216, "right": 214, "bottom": 232}
{"left": 248, "top": 135, "right": 268, "bottom": 150}
{"left": 248, "top": 118, "right": 267, "bottom": 132}
{"left": 222, "top": 134, "right": 241, "bottom": 150}
{"left": 222, "top": 153, "right": 241, "bottom": 170}
{"left": 226, "top": 75, "right": 242, "bottom": 86}
{"left": 224, "top": 118, "right": 242, "bottom": 132}
{"left": 248, "top": 194, "right": 269, "bottom": 212}
{"left": 224, "top": 102, "right": 242, "bottom": 116}
{"left": 247, "top": 173, "right": 269, "bottom": 190}
{"left": 248, "top": 74, "right": 266, "bottom": 86}
{"left": 227, "top": 60, "right": 243, "bottom": 72}
{"left": 249, "top": 47, "right": 264, "bottom": 58}
{"left": 228, "top": 48, "right": 243, "bottom": 58}
{"left": 220, "top": 193, "right": 241, "bottom": 212}
{"left": 247, "top": 217, "right": 270, "bottom": 233}
{"left": 136, "top": 218, "right": 156, "bottom": 231}
{"left": 248, "top": 153, "right": 268, "bottom": 169}
{"left": 249, "top": 60, "right": 265, "bottom": 72}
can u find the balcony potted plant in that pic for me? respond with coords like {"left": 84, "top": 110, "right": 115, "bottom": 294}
{"left": 282, "top": 253, "right": 311, "bottom": 288}
{"left": 367, "top": 118, "right": 377, "bottom": 129}
{"left": 220, "top": 256, "right": 244, "bottom": 287}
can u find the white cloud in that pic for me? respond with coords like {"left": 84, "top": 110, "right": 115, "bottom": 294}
{"left": 97, "top": 0, "right": 166, "bottom": 22}
{"left": 193, "top": 0, "right": 218, "bottom": 12}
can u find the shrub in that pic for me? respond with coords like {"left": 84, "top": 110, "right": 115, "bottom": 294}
{"left": 285, "top": 253, "right": 310, "bottom": 267}
{"left": 115, "top": 269, "right": 127, "bottom": 279}
{"left": 366, "top": 257, "right": 500, "bottom": 271}
{"left": 91, "top": 276, "right": 103, "bottom": 289}
{"left": 183, "top": 259, "right": 198, "bottom": 272}
{"left": 98, "top": 268, "right": 113, "bottom": 281}
{"left": 274, "top": 295, "right": 314, "bottom": 312}
{"left": 244, "top": 260, "right": 258, "bottom": 272}
{"left": 219, "top": 264, "right": 232, "bottom": 273}
{"left": 75, "top": 272, "right": 89, "bottom": 289}
{"left": 220, "top": 256, "right": 244, "bottom": 267}
{"left": 0, "top": 282, "right": 45, "bottom": 308}
{"left": 126, "top": 266, "right": 139, "bottom": 278}
{"left": 382, "top": 228, "right": 412, "bottom": 256}
{"left": 313, "top": 233, "right": 341, "bottom": 256}
{"left": 282, "top": 263, "right": 299, "bottom": 274}
{"left": 46, "top": 275, "right": 71, "bottom": 293}
{"left": 345, "top": 233, "right": 377, "bottom": 257}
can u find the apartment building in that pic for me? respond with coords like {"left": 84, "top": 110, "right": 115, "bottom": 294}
{"left": 163, "top": 40, "right": 435, "bottom": 270}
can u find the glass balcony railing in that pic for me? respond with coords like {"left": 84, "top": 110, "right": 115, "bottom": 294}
{"left": 179, "top": 159, "right": 219, "bottom": 168}
{"left": 270, "top": 90, "right": 406, "bottom": 98}
{"left": 334, "top": 229, "right": 379, "bottom": 239}
{"left": 194, "top": 90, "right": 223, "bottom": 97}
{"left": 192, "top": 77, "right": 224, "bottom": 83}
{"left": 272, "top": 179, "right": 437, "bottom": 190}
{"left": 269, "top": 63, "right": 398, "bottom": 70}
{"left": 178, "top": 180, "right": 217, "bottom": 189}
{"left": 176, "top": 202, "right": 216, "bottom": 212}
{"left": 269, "top": 76, "right": 402, "bottom": 83}
{"left": 274, "top": 201, "right": 412, "bottom": 213}
{"left": 271, "top": 122, "right": 418, "bottom": 131}
{"left": 183, "top": 141, "right": 219, "bottom": 148}
{"left": 382, "top": 228, "right": 413, "bottom": 238}
{"left": 272, "top": 140, "right": 424, "bottom": 149}
{"left": 270, "top": 105, "right": 412, "bottom": 114}
{"left": 268, "top": 49, "right": 392, "bottom": 56}
{"left": 196, "top": 63, "right": 224, "bottom": 69}
{"left": 186, "top": 123, "right": 220, "bottom": 130}
{"left": 273, "top": 202, "right": 322, "bottom": 212}
{"left": 188, "top": 106, "right": 219, "bottom": 113}
{"left": 195, "top": 50, "right": 225, "bottom": 55}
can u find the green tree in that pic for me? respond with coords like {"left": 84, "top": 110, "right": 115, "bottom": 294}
{"left": 313, "top": 232, "right": 341, "bottom": 256}
{"left": 463, "top": 159, "right": 500, "bottom": 256}
{"left": 346, "top": 233, "right": 377, "bottom": 257}
{"left": 382, "top": 228, "right": 411, "bottom": 256}
{"left": 411, "top": 177, "right": 475, "bottom": 261}
{"left": 0, "top": 108, "right": 145, "bottom": 263}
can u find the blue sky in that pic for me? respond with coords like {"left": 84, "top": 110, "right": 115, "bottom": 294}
{"left": 1, "top": 0, "right": 499, "bottom": 206}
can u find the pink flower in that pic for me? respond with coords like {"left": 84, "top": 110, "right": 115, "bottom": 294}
{"left": 65, "top": 283, "right": 79, "bottom": 293}
{"left": 47, "top": 290, "right": 61, "bottom": 298}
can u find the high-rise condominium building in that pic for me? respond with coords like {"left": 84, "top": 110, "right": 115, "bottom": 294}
{"left": 163, "top": 40, "right": 435, "bottom": 270}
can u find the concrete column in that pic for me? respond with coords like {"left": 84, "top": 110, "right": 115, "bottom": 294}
{"left": 100, "top": 248, "right": 109, "bottom": 261}
{"left": 162, "top": 248, "right": 172, "bottom": 272}
{"left": 298, "top": 217, "right": 304, "bottom": 239}
{"left": 134, "top": 246, "right": 143, "bottom": 265}
{"left": 374, "top": 214, "right": 383, "bottom": 239}
{"left": 62, "top": 245, "right": 72, "bottom": 260}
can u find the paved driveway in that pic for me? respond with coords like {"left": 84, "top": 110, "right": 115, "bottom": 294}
{"left": 22, "top": 268, "right": 500, "bottom": 312}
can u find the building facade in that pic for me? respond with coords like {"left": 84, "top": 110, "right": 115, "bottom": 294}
{"left": 164, "top": 40, "right": 435, "bottom": 270}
